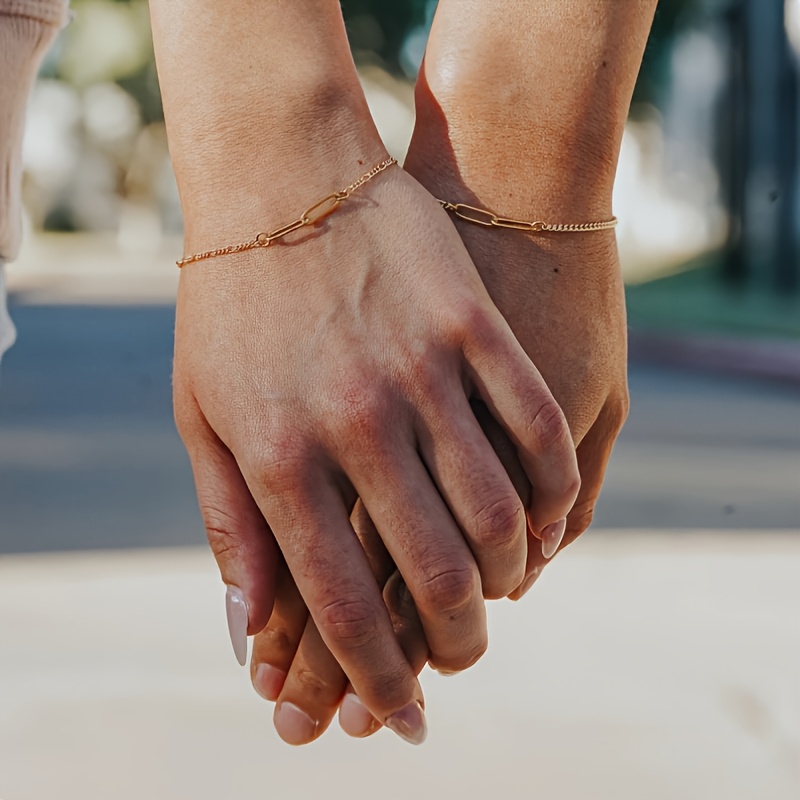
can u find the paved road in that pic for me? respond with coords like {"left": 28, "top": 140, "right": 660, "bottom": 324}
{"left": 0, "top": 302, "right": 798, "bottom": 554}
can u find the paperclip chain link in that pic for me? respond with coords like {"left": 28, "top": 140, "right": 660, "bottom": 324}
{"left": 177, "top": 157, "right": 397, "bottom": 268}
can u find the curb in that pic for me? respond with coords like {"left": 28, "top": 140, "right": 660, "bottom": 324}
{"left": 628, "top": 330, "right": 800, "bottom": 386}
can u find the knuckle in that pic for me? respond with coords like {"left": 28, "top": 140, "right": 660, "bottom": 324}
{"left": 446, "top": 300, "right": 496, "bottom": 347}
{"left": 172, "top": 386, "right": 199, "bottom": 443}
{"left": 201, "top": 502, "right": 245, "bottom": 560}
{"left": 290, "top": 664, "right": 338, "bottom": 702}
{"left": 470, "top": 493, "right": 525, "bottom": 553}
{"left": 405, "top": 350, "right": 444, "bottom": 396}
{"left": 257, "top": 626, "right": 295, "bottom": 659}
{"left": 247, "top": 440, "right": 307, "bottom": 495}
{"left": 327, "top": 382, "right": 390, "bottom": 445}
{"left": 369, "top": 668, "right": 414, "bottom": 713}
{"left": 608, "top": 389, "right": 631, "bottom": 429}
{"left": 567, "top": 501, "right": 596, "bottom": 538}
{"left": 417, "top": 563, "right": 479, "bottom": 615}
{"left": 317, "top": 595, "right": 380, "bottom": 650}
{"left": 432, "top": 636, "right": 488, "bottom": 675}
{"left": 529, "top": 400, "right": 572, "bottom": 453}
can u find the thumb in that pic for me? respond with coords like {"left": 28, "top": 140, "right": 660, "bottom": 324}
{"left": 179, "top": 402, "right": 280, "bottom": 666}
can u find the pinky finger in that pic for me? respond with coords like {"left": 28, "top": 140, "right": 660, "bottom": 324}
{"left": 339, "top": 571, "right": 429, "bottom": 738}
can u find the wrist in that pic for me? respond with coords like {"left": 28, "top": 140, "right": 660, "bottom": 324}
{"left": 171, "top": 78, "right": 388, "bottom": 251}
{"left": 150, "top": 0, "right": 388, "bottom": 249}
{"left": 409, "top": 64, "right": 617, "bottom": 223}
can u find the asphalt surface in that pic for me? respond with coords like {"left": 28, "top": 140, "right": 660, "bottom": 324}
{"left": 0, "top": 301, "right": 798, "bottom": 554}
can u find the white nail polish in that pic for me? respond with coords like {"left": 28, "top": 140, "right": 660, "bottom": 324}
{"left": 225, "top": 585, "right": 248, "bottom": 666}
{"left": 541, "top": 518, "right": 567, "bottom": 559}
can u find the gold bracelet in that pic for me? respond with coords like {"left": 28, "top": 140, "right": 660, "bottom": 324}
{"left": 176, "top": 157, "right": 398, "bottom": 268}
{"left": 438, "top": 200, "right": 617, "bottom": 233}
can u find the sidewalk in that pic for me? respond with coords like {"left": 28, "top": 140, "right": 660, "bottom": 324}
{"left": 1, "top": 534, "right": 798, "bottom": 800}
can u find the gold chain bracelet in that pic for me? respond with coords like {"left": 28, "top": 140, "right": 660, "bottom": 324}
{"left": 438, "top": 200, "right": 617, "bottom": 234}
{"left": 176, "top": 157, "right": 397, "bottom": 268}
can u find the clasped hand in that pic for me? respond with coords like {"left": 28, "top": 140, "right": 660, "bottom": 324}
{"left": 173, "top": 165, "right": 585, "bottom": 745}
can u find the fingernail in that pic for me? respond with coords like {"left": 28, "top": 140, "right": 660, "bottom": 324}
{"left": 386, "top": 702, "right": 427, "bottom": 746}
{"left": 433, "top": 668, "right": 458, "bottom": 677}
{"left": 339, "top": 692, "right": 378, "bottom": 738}
{"left": 274, "top": 701, "right": 318, "bottom": 745}
{"left": 254, "top": 663, "right": 286, "bottom": 702}
{"left": 516, "top": 567, "right": 542, "bottom": 599}
{"left": 541, "top": 519, "right": 567, "bottom": 559}
{"left": 225, "top": 585, "right": 248, "bottom": 666}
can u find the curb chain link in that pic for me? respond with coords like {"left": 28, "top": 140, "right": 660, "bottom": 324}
{"left": 438, "top": 201, "right": 617, "bottom": 234}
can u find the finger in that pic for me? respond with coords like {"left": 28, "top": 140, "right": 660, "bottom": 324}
{"left": 340, "top": 570, "right": 429, "bottom": 738}
{"left": 508, "top": 398, "right": 626, "bottom": 600}
{"left": 351, "top": 498, "right": 395, "bottom": 585}
{"left": 417, "top": 384, "right": 528, "bottom": 599}
{"left": 345, "top": 446, "right": 487, "bottom": 676}
{"left": 340, "top": 506, "right": 425, "bottom": 740}
{"left": 250, "top": 563, "right": 308, "bottom": 702}
{"left": 562, "top": 394, "right": 629, "bottom": 548}
{"left": 177, "top": 397, "right": 280, "bottom": 665}
{"left": 273, "top": 618, "right": 349, "bottom": 746}
{"left": 242, "top": 462, "right": 428, "bottom": 746}
{"left": 461, "top": 310, "right": 581, "bottom": 540}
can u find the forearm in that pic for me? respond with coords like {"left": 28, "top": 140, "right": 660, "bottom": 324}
{"left": 148, "top": 0, "right": 386, "bottom": 249}
{"left": 415, "top": 0, "right": 657, "bottom": 219}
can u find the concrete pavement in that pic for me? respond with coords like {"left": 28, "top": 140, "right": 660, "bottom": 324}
{"left": 1, "top": 535, "right": 799, "bottom": 800}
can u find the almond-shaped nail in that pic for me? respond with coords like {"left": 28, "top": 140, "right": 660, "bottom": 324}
{"left": 254, "top": 663, "right": 286, "bottom": 702}
{"left": 339, "top": 692, "right": 379, "bottom": 738}
{"left": 225, "top": 585, "right": 248, "bottom": 666}
{"left": 541, "top": 518, "right": 567, "bottom": 559}
{"left": 386, "top": 702, "right": 427, "bottom": 746}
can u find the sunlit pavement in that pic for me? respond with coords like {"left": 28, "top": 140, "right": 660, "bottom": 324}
{"left": 1, "top": 240, "right": 799, "bottom": 799}
{"left": 1, "top": 536, "right": 799, "bottom": 800}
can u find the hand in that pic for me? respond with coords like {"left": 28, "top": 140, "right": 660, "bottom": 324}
{"left": 151, "top": 0, "right": 580, "bottom": 746}
{"left": 246, "top": 167, "right": 628, "bottom": 746}
{"left": 246, "top": 70, "right": 630, "bottom": 742}
{"left": 174, "top": 159, "right": 581, "bottom": 744}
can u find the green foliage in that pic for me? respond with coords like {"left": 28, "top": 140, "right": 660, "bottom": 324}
{"left": 634, "top": 0, "right": 699, "bottom": 106}
{"left": 340, "top": 0, "right": 430, "bottom": 73}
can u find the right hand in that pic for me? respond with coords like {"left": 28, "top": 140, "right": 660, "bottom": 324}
{"left": 173, "top": 158, "right": 580, "bottom": 743}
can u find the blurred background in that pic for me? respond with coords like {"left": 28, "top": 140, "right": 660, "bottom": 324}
{"left": 1, "top": 2, "right": 798, "bottom": 799}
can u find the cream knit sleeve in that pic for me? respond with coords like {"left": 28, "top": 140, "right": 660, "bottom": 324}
{"left": 0, "top": 0, "right": 68, "bottom": 361}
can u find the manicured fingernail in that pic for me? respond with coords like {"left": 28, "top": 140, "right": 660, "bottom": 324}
{"left": 254, "top": 663, "right": 286, "bottom": 702}
{"left": 541, "top": 519, "right": 567, "bottom": 559}
{"left": 339, "top": 692, "right": 378, "bottom": 738}
{"left": 386, "top": 702, "right": 427, "bottom": 746}
{"left": 516, "top": 567, "right": 542, "bottom": 599}
{"left": 225, "top": 585, "right": 248, "bottom": 666}
{"left": 274, "top": 702, "right": 317, "bottom": 745}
